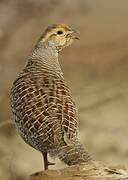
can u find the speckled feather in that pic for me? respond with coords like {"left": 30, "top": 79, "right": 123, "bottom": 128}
{"left": 11, "top": 66, "right": 78, "bottom": 152}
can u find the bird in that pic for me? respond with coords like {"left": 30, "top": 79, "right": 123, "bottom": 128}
{"left": 10, "top": 23, "right": 92, "bottom": 170}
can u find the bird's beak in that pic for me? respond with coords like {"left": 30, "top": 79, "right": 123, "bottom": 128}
{"left": 67, "top": 29, "right": 80, "bottom": 40}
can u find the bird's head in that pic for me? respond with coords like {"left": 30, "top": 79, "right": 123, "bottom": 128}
{"left": 39, "top": 24, "right": 79, "bottom": 52}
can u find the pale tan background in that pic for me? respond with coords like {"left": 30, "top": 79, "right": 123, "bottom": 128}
{"left": 0, "top": 0, "right": 128, "bottom": 179}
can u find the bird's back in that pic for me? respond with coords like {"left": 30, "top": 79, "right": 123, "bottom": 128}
{"left": 10, "top": 63, "right": 78, "bottom": 154}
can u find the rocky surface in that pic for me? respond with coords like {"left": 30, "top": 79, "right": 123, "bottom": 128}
{"left": 30, "top": 161, "right": 128, "bottom": 180}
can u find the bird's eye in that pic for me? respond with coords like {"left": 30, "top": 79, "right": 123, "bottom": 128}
{"left": 57, "top": 30, "right": 63, "bottom": 35}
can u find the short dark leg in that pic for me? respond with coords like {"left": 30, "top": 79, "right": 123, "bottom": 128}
{"left": 43, "top": 152, "right": 48, "bottom": 170}
{"left": 42, "top": 152, "right": 55, "bottom": 170}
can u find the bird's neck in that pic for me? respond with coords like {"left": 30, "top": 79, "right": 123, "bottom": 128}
{"left": 27, "top": 42, "right": 63, "bottom": 77}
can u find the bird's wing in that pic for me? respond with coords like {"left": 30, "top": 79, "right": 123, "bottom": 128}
{"left": 11, "top": 73, "right": 78, "bottom": 145}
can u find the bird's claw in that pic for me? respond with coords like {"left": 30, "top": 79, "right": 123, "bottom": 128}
{"left": 47, "top": 161, "right": 55, "bottom": 166}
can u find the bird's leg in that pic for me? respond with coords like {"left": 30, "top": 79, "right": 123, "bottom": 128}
{"left": 43, "top": 152, "right": 48, "bottom": 170}
{"left": 42, "top": 152, "right": 55, "bottom": 170}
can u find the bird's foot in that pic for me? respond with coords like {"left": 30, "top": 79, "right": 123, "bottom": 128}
{"left": 47, "top": 161, "right": 55, "bottom": 166}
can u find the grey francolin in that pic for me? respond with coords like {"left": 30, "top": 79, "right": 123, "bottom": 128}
{"left": 10, "top": 24, "right": 91, "bottom": 170}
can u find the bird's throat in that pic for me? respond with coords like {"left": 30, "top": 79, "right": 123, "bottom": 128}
{"left": 28, "top": 42, "right": 63, "bottom": 77}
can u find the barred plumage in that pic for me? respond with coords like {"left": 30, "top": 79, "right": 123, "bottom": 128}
{"left": 10, "top": 24, "right": 91, "bottom": 170}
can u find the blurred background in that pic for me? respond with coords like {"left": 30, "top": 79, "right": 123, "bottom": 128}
{"left": 0, "top": 0, "right": 128, "bottom": 179}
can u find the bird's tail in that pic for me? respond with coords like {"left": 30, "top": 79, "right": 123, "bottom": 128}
{"left": 58, "top": 138, "right": 92, "bottom": 165}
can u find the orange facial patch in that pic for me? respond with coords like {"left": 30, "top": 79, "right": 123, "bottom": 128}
{"left": 40, "top": 24, "right": 71, "bottom": 40}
